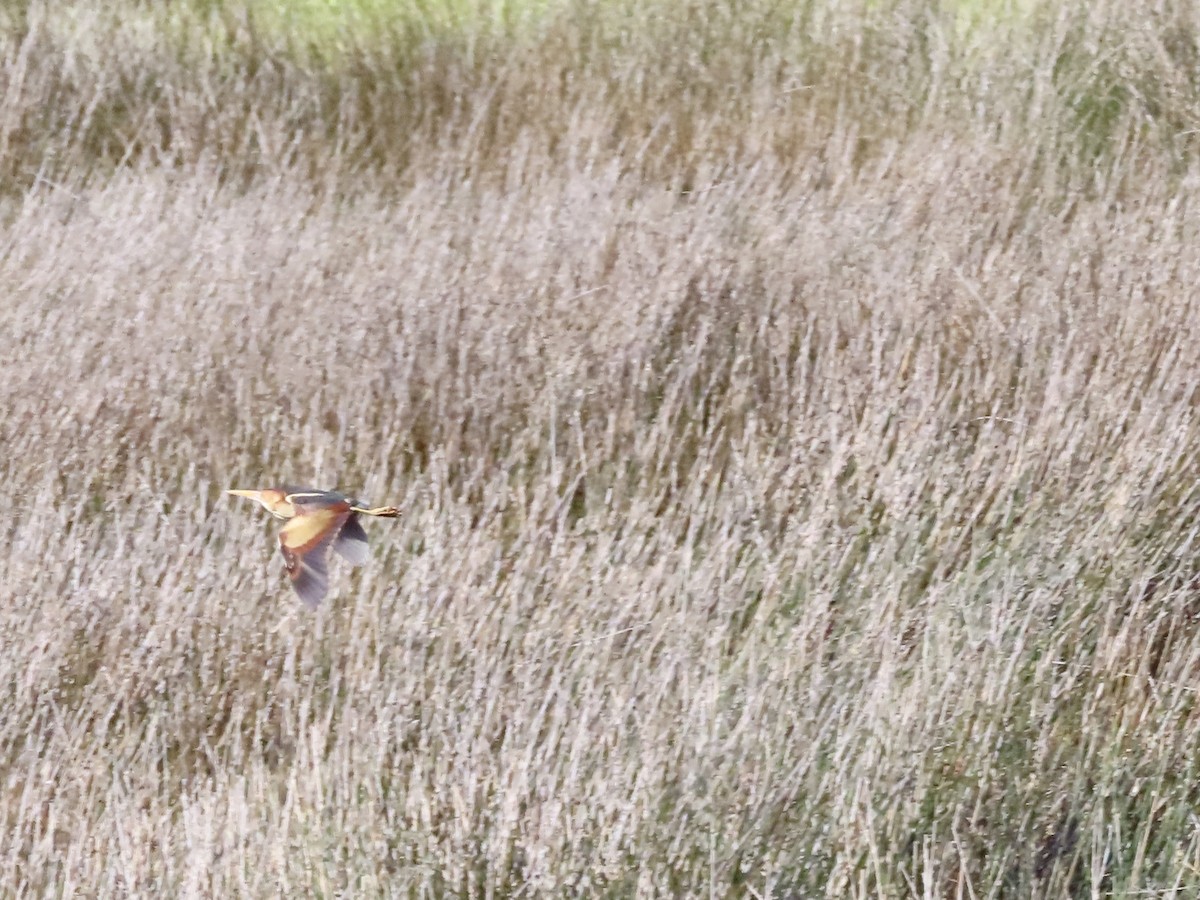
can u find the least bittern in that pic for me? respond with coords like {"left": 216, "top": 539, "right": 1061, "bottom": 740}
{"left": 227, "top": 486, "right": 399, "bottom": 607}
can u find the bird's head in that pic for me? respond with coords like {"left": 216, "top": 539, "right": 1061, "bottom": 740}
{"left": 226, "top": 488, "right": 294, "bottom": 519}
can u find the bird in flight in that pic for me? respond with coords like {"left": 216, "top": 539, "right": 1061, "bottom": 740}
{"left": 227, "top": 486, "right": 400, "bottom": 607}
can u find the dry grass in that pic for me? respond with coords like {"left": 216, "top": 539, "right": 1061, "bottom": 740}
{"left": 5, "top": 0, "right": 1200, "bottom": 895}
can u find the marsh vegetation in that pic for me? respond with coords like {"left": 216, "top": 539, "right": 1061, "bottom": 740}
{"left": 4, "top": 0, "right": 1200, "bottom": 894}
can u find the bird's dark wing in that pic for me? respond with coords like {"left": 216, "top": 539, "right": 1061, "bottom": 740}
{"left": 278, "top": 505, "right": 350, "bottom": 607}
{"left": 333, "top": 514, "right": 370, "bottom": 566}
{"left": 286, "top": 489, "right": 348, "bottom": 511}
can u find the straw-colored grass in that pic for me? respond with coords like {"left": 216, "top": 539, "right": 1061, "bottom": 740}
{"left": 5, "top": 0, "right": 1200, "bottom": 895}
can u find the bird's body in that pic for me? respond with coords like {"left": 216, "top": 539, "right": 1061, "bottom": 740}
{"left": 227, "top": 486, "right": 399, "bottom": 607}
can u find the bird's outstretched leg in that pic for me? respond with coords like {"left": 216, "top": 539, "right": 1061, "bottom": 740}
{"left": 352, "top": 505, "right": 401, "bottom": 518}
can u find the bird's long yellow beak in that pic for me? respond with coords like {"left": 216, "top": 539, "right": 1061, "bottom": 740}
{"left": 227, "top": 489, "right": 275, "bottom": 513}
{"left": 227, "top": 487, "right": 295, "bottom": 519}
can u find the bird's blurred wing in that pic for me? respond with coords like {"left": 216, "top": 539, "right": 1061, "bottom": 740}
{"left": 333, "top": 514, "right": 370, "bottom": 566}
{"left": 286, "top": 491, "right": 346, "bottom": 514}
{"left": 278, "top": 507, "right": 350, "bottom": 607}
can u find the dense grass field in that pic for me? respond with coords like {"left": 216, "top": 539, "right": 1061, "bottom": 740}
{"left": 5, "top": 0, "right": 1200, "bottom": 894}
